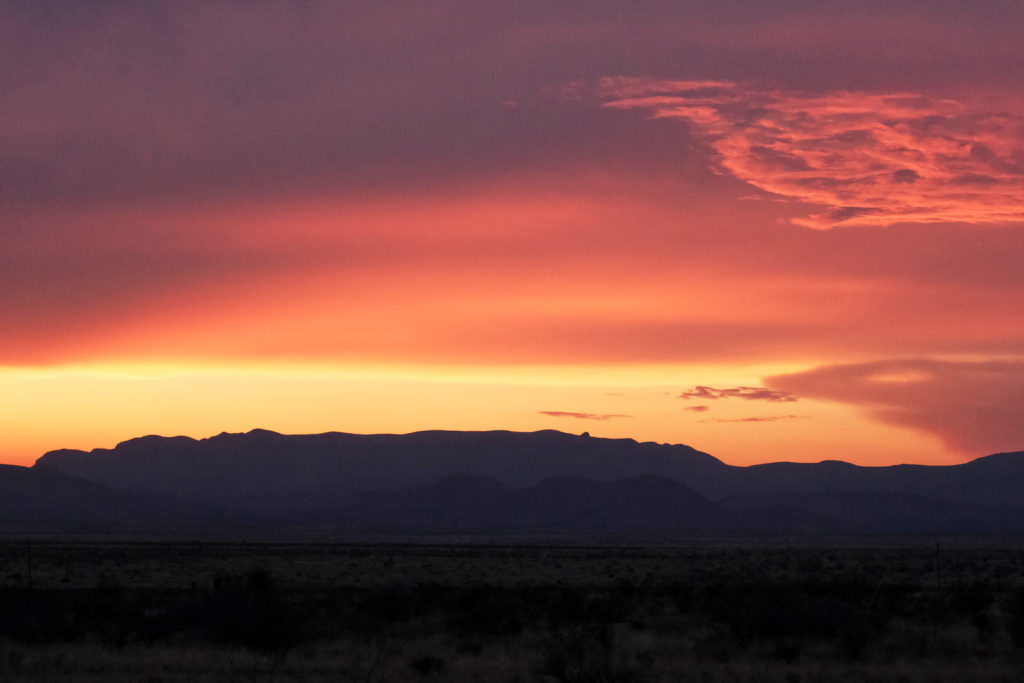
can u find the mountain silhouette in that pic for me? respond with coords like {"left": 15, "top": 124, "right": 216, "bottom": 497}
{"left": 22, "top": 429, "right": 1024, "bottom": 535}
{"left": 332, "top": 474, "right": 738, "bottom": 533}
{"left": 725, "top": 490, "right": 1024, "bottom": 535}
{"left": 744, "top": 452, "right": 1024, "bottom": 508}
{"left": 0, "top": 464, "right": 212, "bottom": 530}
{"left": 37, "top": 429, "right": 747, "bottom": 511}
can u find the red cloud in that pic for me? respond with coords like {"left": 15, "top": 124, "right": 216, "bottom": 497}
{"left": 598, "top": 79, "right": 1024, "bottom": 228}
{"left": 766, "top": 359, "right": 1024, "bottom": 456}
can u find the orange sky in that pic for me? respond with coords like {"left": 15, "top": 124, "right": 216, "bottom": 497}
{"left": 3, "top": 2, "right": 1024, "bottom": 467}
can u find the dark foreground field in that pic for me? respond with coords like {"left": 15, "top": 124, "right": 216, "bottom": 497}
{"left": 2, "top": 538, "right": 1024, "bottom": 681}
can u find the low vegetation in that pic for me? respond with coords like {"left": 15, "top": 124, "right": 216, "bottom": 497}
{"left": 1, "top": 539, "right": 1024, "bottom": 681}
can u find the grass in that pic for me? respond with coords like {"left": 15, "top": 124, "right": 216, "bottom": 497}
{"left": 1, "top": 539, "right": 1024, "bottom": 681}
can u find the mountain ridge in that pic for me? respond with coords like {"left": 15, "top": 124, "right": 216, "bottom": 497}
{"left": 23, "top": 429, "right": 1024, "bottom": 536}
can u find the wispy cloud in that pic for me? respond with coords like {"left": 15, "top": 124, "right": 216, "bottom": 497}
{"left": 539, "top": 411, "right": 633, "bottom": 421}
{"left": 704, "top": 414, "right": 803, "bottom": 423}
{"left": 680, "top": 385, "right": 798, "bottom": 402}
{"left": 596, "top": 78, "right": 1024, "bottom": 228}
{"left": 684, "top": 405, "right": 710, "bottom": 412}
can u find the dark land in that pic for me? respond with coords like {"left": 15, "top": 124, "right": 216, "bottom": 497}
{"left": 5, "top": 429, "right": 1024, "bottom": 680}
{"left": 2, "top": 538, "right": 1024, "bottom": 681}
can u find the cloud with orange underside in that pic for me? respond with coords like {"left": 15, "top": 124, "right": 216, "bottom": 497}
{"left": 596, "top": 78, "right": 1024, "bottom": 228}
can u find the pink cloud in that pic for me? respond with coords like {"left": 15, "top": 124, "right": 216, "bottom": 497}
{"left": 598, "top": 79, "right": 1024, "bottom": 228}
{"left": 766, "top": 358, "right": 1024, "bottom": 456}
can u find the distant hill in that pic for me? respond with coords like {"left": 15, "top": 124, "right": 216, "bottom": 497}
{"left": 744, "top": 452, "right": 1024, "bottom": 509}
{"left": 330, "top": 474, "right": 739, "bottom": 533}
{"left": 0, "top": 464, "right": 211, "bottom": 530}
{"left": 22, "top": 429, "right": 1024, "bottom": 536}
{"left": 724, "top": 490, "right": 1024, "bottom": 535}
{"left": 37, "top": 429, "right": 749, "bottom": 511}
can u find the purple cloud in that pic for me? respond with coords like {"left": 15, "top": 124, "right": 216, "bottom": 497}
{"left": 766, "top": 359, "right": 1024, "bottom": 456}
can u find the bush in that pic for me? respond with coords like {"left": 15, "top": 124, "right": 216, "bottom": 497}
{"left": 1005, "top": 587, "right": 1024, "bottom": 649}
{"left": 205, "top": 567, "right": 303, "bottom": 657}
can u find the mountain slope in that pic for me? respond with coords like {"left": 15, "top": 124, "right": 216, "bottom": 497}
{"left": 37, "top": 429, "right": 749, "bottom": 510}
{"left": 332, "top": 474, "right": 740, "bottom": 533}
{"left": 26, "top": 429, "right": 1024, "bottom": 535}
{"left": 0, "top": 464, "right": 209, "bottom": 527}
{"left": 745, "top": 451, "right": 1024, "bottom": 508}
{"left": 725, "top": 490, "right": 1024, "bottom": 535}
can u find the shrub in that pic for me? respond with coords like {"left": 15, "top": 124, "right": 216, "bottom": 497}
{"left": 205, "top": 567, "right": 302, "bottom": 657}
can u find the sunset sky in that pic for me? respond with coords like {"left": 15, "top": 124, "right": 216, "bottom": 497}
{"left": 4, "top": 1, "right": 1024, "bottom": 467}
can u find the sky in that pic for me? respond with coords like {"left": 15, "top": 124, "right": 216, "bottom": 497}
{"left": 3, "top": 1, "right": 1024, "bottom": 467}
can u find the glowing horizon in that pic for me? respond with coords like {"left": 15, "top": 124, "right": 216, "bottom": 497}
{"left": 0, "top": 359, "right": 975, "bottom": 469}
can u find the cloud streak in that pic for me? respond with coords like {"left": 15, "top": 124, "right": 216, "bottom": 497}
{"left": 679, "top": 386, "right": 798, "bottom": 402}
{"left": 539, "top": 411, "right": 632, "bottom": 421}
{"left": 767, "top": 358, "right": 1024, "bottom": 456}
{"left": 703, "top": 415, "right": 803, "bottom": 423}
{"left": 598, "top": 79, "right": 1024, "bottom": 228}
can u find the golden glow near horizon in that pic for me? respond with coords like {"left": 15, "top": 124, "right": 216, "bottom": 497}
{"left": 0, "top": 362, "right": 949, "bottom": 469}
